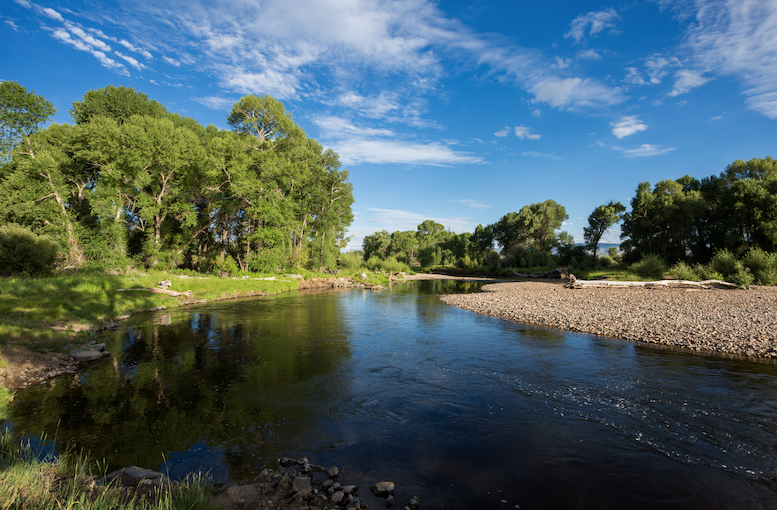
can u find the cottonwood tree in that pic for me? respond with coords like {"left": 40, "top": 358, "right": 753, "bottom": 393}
{"left": 0, "top": 81, "right": 56, "bottom": 163}
{"left": 584, "top": 201, "right": 625, "bottom": 264}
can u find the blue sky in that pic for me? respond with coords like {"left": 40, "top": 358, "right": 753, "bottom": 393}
{"left": 2, "top": 0, "right": 776, "bottom": 250}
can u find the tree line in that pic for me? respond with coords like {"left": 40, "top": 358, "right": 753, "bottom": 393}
{"left": 362, "top": 157, "right": 777, "bottom": 276}
{"left": 0, "top": 82, "right": 353, "bottom": 274}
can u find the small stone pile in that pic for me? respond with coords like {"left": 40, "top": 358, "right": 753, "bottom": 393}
{"left": 69, "top": 340, "right": 110, "bottom": 362}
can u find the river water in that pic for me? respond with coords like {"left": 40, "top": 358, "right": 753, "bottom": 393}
{"left": 7, "top": 280, "right": 777, "bottom": 509}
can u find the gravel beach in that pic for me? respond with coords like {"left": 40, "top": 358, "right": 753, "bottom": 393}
{"left": 438, "top": 279, "right": 777, "bottom": 359}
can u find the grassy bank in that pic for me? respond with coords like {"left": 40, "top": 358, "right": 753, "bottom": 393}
{"left": 0, "top": 430, "right": 214, "bottom": 509}
{"left": 0, "top": 271, "right": 300, "bottom": 353}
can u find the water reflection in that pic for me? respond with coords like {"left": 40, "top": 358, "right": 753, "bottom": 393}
{"left": 8, "top": 280, "right": 777, "bottom": 509}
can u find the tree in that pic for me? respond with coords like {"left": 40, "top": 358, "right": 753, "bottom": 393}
{"left": 70, "top": 85, "right": 168, "bottom": 125}
{"left": 227, "top": 94, "right": 303, "bottom": 150}
{"left": 0, "top": 81, "right": 56, "bottom": 162}
{"left": 584, "top": 201, "right": 625, "bottom": 264}
{"left": 519, "top": 199, "right": 568, "bottom": 252}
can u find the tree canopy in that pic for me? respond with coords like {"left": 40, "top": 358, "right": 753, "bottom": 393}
{"left": 0, "top": 81, "right": 56, "bottom": 163}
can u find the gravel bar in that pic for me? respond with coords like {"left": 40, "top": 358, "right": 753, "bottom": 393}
{"left": 440, "top": 280, "right": 777, "bottom": 358}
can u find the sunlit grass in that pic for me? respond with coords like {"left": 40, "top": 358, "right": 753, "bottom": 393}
{"left": 0, "top": 270, "right": 300, "bottom": 353}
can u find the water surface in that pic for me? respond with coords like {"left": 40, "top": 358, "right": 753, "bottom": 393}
{"left": 9, "top": 280, "right": 777, "bottom": 509}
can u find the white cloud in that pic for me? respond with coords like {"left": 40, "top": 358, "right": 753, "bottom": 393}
{"left": 163, "top": 56, "right": 181, "bottom": 67}
{"left": 332, "top": 139, "right": 483, "bottom": 166}
{"left": 450, "top": 199, "right": 492, "bottom": 209}
{"left": 494, "top": 126, "right": 511, "bottom": 137}
{"left": 668, "top": 69, "right": 710, "bottom": 97}
{"left": 522, "top": 151, "right": 561, "bottom": 160}
{"left": 221, "top": 68, "right": 299, "bottom": 99}
{"left": 50, "top": 28, "right": 128, "bottom": 75}
{"left": 64, "top": 22, "right": 112, "bottom": 52}
{"left": 531, "top": 109, "right": 542, "bottom": 118}
{"left": 685, "top": 0, "right": 777, "bottom": 117}
{"left": 114, "top": 51, "right": 146, "bottom": 70}
{"left": 577, "top": 49, "right": 602, "bottom": 60}
{"left": 514, "top": 126, "right": 541, "bottom": 140}
{"left": 314, "top": 116, "right": 395, "bottom": 138}
{"left": 530, "top": 77, "right": 625, "bottom": 108}
{"left": 706, "top": 115, "right": 722, "bottom": 122}
{"left": 40, "top": 7, "right": 64, "bottom": 22}
{"left": 610, "top": 115, "right": 648, "bottom": 138}
{"left": 624, "top": 67, "right": 647, "bottom": 85}
{"left": 13, "top": 0, "right": 31, "bottom": 7}
{"left": 645, "top": 55, "right": 677, "bottom": 84}
{"left": 118, "top": 39, "right": 153, "bottom": 59}
{"left": 553, "top": 56, "right": 571, "bottom": 69}
{"left": 364, "top": 208, "right": 475, "bottom": 233}
{"left": 5, "top": 20, "right": 19, "bottom": 31}
{"left": 192, "top": 96, "right": 236, "bottom": 110}
{"left": 565, "top": 9, "right": 620, "bottom": 43}
{"left": 612, "top": 144, "right": 675, "bottom": 158}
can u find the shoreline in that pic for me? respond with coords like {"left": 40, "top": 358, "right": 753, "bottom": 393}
{"left": 439, "top": 279, "right": 777, "bottom": 359}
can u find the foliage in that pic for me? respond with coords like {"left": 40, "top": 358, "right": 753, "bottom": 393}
{"left": 741, "top": 248, "right": 777, "bottom": 285}
{"left": 1, "top": 85, "right": 354, "bottom": 273}
{"left": 730, "top": 268, "right": 754, "bottom": 289}
{"left": 709, "top": 249, "right": 741, "bottom": 277}
{"left": 584, "top": 201, "right": 625, "bottom": 264}
{"left": 669, "top": 261, "right": 699, "bottom": 281}
{"left": 629, "top": 254, "right": 667, "bottom": 280}
{"left": 0, "top": 224, "right": 59, "bottom": 275}
{"left": 0, "top": 81, "right": 56, "bottom": 162}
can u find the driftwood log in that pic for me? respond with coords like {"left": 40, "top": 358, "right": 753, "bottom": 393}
{"left": 565, "top": 274, "right": 736, "bottom": 289}
{"left": 117, "top": 288, "right": 194, "bottom": 297}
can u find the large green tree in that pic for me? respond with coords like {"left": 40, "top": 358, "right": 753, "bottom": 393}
{"left": 0, "top": 81, "right": 56, "bottom": 163}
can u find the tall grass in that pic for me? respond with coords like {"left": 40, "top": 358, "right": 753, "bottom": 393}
{"left": 0, "top": 431, "right": 214, "bottom": 510}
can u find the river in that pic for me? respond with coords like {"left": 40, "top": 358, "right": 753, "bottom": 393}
{"left": 6, "top": 280, "right": 777, "bottom": 509}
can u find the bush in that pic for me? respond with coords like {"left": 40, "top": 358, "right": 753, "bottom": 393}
{"left": 211, "top": 254, "right": 239, "bottom": 277}
{"left": 0, "top": 224, "right": 59, "bottom": 275}
{"left": 709, "top": 249, "right": 741, "bottom": 277}
{"left": 598, "top": 255, "right": 613, "bottom": 268}
{"left": 380, "top": 255, "right": 410, "bottom": 273}
{"left": 338, "top": 251, "right": 364, "bottom": 271}
{"left": 629, "top": 254, "right": 667, "bottom": 280}
{"left": 742, "top": 248, "right": 777, "bottom": 285}
{"left": 486, "top": 250, "right": 501, "bottom": 272}
{"left": 365, "top": 255, "right": 383, "bottom": 271}
{"left": 730, "top": 268, "right": 754, "bottom": 289}
{"left": 670, "top": 261, "right": 699, "bottom": 281}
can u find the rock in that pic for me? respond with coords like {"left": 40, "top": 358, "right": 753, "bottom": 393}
{"left": 347, "top": 497, "right": 361, "bottom": 509}
{"left": 408, "top": 497, "right": 420, "bottom": 510}
{"left": 105, "top": 466, "right": 168, "bottom": 486}
{"left": 385, "top": 495, "right": 394, "bottom": 507}
{"left": 370, "top": 482, "right": 395, "bottom": 497}
{"left": 341, "top": 485, "right": 357, "bottom": 494}
{"left": 322, "top": 480, "right": 334, "bottom": 488}
{"left": 327, "top": 466, "right": 339, "bottom": 479}
{"left": 310, "top": 464, "right": 326, "bottom": 473}
{"left": 279, "top": 457, "right": 296, "bottom": 467}
{"left": 293, "top": 476, "right": 311, "bottom": 493}
{"left": 331, "top": 491, "right": 345, "bottom": 504}
{"left": 70, "top": 349, "right": 108, "bottom": 362}
{"left": 158, "top": 280, "right": 172, "bottom": 289}
{"left": 296, "top": 457, "right": 309, "bottom": 465}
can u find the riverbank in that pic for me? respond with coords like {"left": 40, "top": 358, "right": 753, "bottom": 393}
{"left": 440, "top": 279, "right": 777, "bottom": 358}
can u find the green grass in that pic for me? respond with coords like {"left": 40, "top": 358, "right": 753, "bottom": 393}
{"left": 0, "top": 431, "right": 215, "bottom": 509}
{"left": 0, "top": 270, "right": 299, "bottom": 352}
{"left": 566, "top": 266, "right": 646, "bottom": 281}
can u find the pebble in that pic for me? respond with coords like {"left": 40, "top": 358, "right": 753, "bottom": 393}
{"left": 441, "top": 281, "right": 777, "bottom": 358}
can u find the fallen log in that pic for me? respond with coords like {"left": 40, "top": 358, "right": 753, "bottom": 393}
{"left": 508, "top": 267, "right": 567, "bottom": 279}
{"left": 117, "top": 288, "right": 194, "bottom": 297}
{"left": 565, "top": 274, "right": 737, "bottom": 289}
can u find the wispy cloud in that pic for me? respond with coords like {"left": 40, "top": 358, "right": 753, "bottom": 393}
{"left": 494, "top": 126, "right": 511, "bottom": 137}
{"left": 450, "top": 199, "right": 492, "bottom": 209}
{"left": 610, "top": 115, "right": 647, "bottom": 138}
{"left": 683, "top": 0, "right": 777, "bottom": 117}
{"left": 565, "top": 8, "right": 620, "bottom": 43}
{"left": 514, "top": 126, "right": 541, "bottom": 140}
{"left": 706, "top": 115, "right": 722, "bottom": 122}
{"left": 522, "top": 151, "right": 561, "bottom": 160}
{"left": 669, "top": 69, "right": 709, "bottom": 97}
{"left": 612, "top": 144, "right": 675, "bottom": 158}
{"left": 364, "top": 208, "right": 475, "bottom": 233}
{"left": 530, "top": 78, "right": 625, "bottom": 108}
{"left": 577, "top": 49, "right": 602, "bottom": 60}
{"left": 192, "top": 96, "right": 236, "bottom": 111}
{"left": 332, "top": 139, "right": 483, "bottom": 166}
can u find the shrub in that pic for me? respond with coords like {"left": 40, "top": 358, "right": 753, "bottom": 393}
{"left": 365, "top": 255, "right": 383, "bottom": 271}
{"left": 380, "top": 255, "right": 410, "bottom": 273}
{"left": 709, "top": 249, "right": 741, "bottom": 277}
{"left": 742, "top": 248, "right": 777, "bottom": 285}
{"left": 0, "top": 224, "right": 59, "bottom": 276}
{"left": 598, "top": 255, "right": 613, "bottom": 268}
{"left": 211, "top": 254, "right": 239, "bottom": 277}
{"left": 486, "top": 250, "right": 501, "bottom": 272}
{"left": 338, "top": 251, "right": 364, "bottom": 271}
{"left": 629, "top": 254, "right": 667, "bottom": 280}
{"left": 730, "top": 268, "right": 754, "bottom": 289}
{"left": 670, "top": 261, "right": 699, "bottom": 281}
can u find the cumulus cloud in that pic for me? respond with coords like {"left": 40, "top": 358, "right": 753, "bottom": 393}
{"left": 494, "top": 126, "right": 511, "bottom": 137}
{"left": 40, "top": 7, "right": 64, "bottom": 22}
{"left": 624, "top": 67, "right": 647, "bottom": 85}
{"left": 610, "top": 115, "right": 647, "bottom": 138}
{"left": 162, "top": 56, "right": 181, "bottom": 67}
{"left": 565, "top": 9, "right": 620, "bottom": 43}
{"left": 514, "top": 126, "right": 541, "bottom": 140}
{"left": 577, "top": 49, "right": 602, "bottom": 60}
